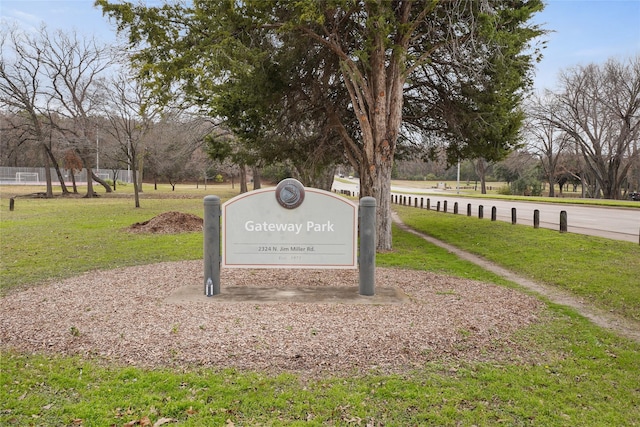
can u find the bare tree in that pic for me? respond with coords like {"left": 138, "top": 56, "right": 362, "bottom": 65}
{"left": 525, "top": 93, "right": 572, "bottom": 197}
{"left": 555, "top": 149, "right": 587, "bottom": 196}
{"left": 626, "top": 129, "right": 640, "bottom": 195}
{"left": 0, "top": 25, "right": 69, "bottom": 196}
{"left": 99, "top": 68, "right": 162, "bottom": 207}
{"left": 547, "top": 56, "right": 640, "bottom": 199}
{"left": 40, "top": 27, "right": 115, "bottom": 197}
{"left": 186, "top": 145, "right": 215, "bottom": 189}
{"left": 146, "top": 112, "right": 216, "bottom": 191}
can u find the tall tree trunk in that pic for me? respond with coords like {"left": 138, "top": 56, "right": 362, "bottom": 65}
{"left": 79, "top": 149, "right": 96, "bottom": 198}
{"left": 111, "top": 170, "right": 118, "bottom": 191}
{"left": 42, "top": 145, "right": 53, "bottom": 198}
{"left": 132, "top": 166, "right": 140, "bottom": 208}
{"left": 548, "top": 177, "right": 555, "bottom": 197}
{"left": 137, "top": 155, "right": 144, "bottom": 193}
{"left": 84, "top": 166, "right": 95, "bottom": 198}
{"left": 373, "top": 159, "right": 393, "bottom": 251}
{"left": 44, "top": 144, "right": 69, "bottom": 194}
{"left": 70, "top": 169, "right": 78, "bottom": 193}
{"left": 239, "top": 164, "right": 248, "bottom": 193}
{"left": 475, "top": 158, "right": 488, "bottom": 194}
{"left": 332, "top": 35, "right": 405, "bottom": 250}
{"left": 252, "top": 166, "right": 261, "bottom": 190}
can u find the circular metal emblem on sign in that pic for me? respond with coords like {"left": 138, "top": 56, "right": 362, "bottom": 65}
{"left": 275, "top": 178, "right": 305, "bottom": 209}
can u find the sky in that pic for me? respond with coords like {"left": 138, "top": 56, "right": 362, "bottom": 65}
{"left": 1, "top": 0, "right": 639, "bottom": 92}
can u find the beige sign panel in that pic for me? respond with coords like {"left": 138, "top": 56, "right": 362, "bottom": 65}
{"left": 222, "top": 179, "right": 358, "bottom": 268}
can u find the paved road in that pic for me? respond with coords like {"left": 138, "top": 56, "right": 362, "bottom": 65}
{"left": 332, "top": 179, "right": 640, "bottom": 244}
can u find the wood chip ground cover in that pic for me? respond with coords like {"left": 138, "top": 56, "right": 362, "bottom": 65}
{"left": 0, "top": 262, "right": 543, "bottom": 377}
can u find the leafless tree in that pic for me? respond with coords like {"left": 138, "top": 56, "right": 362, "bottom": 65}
{"left": 145, "top": 111, "right": 216, "bottom": 191}
{"left": 0, "top": 112, "right": 45, "bottom": 167}
{"left": 99, "top": 68, "right": 162, "bottom": 206}
{"left": 0, "top": 25, "right": 68, "bottom": 196}
{"left": 547, "top": 56, "right": 640, "bottom": 199}
{"left": 525, "top": 93, "right": 572, "bottom": 197}
{"left": 555, "top": 149, "right": 587, "bottom": 196}
{"left": 40, "top": 27, "right": 115, "bottom": 197}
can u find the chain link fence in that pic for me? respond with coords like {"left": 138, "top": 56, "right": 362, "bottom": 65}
{"left": 0, "top": 167, "right": 132, "bottom": 185}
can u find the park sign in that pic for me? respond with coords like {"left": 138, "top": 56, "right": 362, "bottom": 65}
{"left": 222, "top": 178, "right": 358, "bottom": 268}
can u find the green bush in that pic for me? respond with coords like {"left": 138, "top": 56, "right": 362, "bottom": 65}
{"left": 511, "top": 177, "right": 542, "bottom": 196}
{"left": 497, "top": 185, "right": 512, "bottom": 195}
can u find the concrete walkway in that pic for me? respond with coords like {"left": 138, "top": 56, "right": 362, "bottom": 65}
{"left": 392, "top": 212, "right": 640, "bottom": 343}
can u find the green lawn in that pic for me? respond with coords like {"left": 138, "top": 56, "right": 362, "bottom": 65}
{"left": 394, "top": 205, "right": 640, "bottom": 322}
{"left": 1, "top": 186, "right": 639, "bottom": 426}
{"left": 0, "top": 184, "right": 237, "bottom": 292}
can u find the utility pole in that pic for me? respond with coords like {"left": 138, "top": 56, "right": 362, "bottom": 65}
{"left": 456, "top": 159, "right": 460, "bottom": 194}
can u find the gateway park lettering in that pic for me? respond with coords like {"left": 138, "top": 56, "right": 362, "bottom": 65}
{"left": 244, "top": 220, "right": 335, "bottom": 234}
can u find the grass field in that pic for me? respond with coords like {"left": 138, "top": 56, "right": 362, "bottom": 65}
{"left": 393, "top": 205, "right": 640, "bottom": 323}
{"left": 1, "top": 183, "right": 639, "bottom": 425}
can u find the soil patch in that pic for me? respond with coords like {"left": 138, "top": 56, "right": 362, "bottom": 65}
{"left": 127, "top": 211, "right": 203, "bottom": 234}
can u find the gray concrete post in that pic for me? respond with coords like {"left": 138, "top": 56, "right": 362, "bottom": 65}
{"left": 203, "top": 195, "right": 221, "bottom": 296}
{"left": 359, "top": 197, "right": 376, "bottom": 296}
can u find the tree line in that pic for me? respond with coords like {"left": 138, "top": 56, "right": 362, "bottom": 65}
{"left": 526, "top": 58, "right": 640, "bottom": 200}
{"left": 0, "top": 25, "right": 225, "bottom": 208}
{"left": 2, "top": 1, "right": 638, "bottom": 250}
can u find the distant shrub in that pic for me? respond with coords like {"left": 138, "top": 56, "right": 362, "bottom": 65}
{"left": 498, "top": 185, "right": 512, "bottom": 195}
{"left": 511, "top": 177, "right": 543, "bottom": 196}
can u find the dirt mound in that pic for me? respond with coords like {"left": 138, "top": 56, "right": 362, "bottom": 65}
{"left": 127, "top": 211, "right": 203, "bottom": 234}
